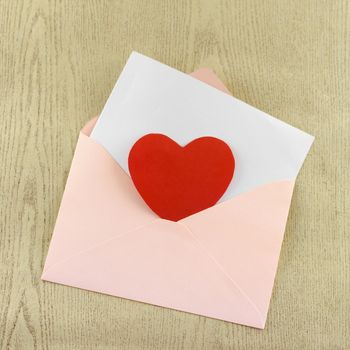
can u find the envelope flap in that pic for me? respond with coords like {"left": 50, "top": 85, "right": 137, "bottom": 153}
{"left": 43, "top": 131, "right": 157, "bottom": 271}
{"left": 42, "top": 220, "right": 265, "bottom": 328}
{"left": 181, "top": 180, "right": 295, "bottom": 320}
{"left": 190, "top": 68, "right": 231, "bottom": 94}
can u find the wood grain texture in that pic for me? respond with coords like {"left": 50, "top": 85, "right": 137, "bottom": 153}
{"left": 0, "top": 0, "right": 349, "bottom": 349}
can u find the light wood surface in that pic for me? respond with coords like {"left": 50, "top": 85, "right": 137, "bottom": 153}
{"left": 1, "top": 0, "right": 349, "bottom": 349}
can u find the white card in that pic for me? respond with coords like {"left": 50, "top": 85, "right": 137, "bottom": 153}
{"left": 91, "top": 52, "right": 314, "bottom": 201}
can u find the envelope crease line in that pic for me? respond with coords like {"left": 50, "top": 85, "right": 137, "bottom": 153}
{"left": 177, "top": 221, "right": 265, "bottom": 325}
{"left": 42, "top": 218, "right": 162, "bottom": 276}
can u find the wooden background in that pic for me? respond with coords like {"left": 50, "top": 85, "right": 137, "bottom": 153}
{"left": 0, "top": 0, "right": 349, "bottom": 349}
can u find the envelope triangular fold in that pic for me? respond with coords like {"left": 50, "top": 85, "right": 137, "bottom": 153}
{"left": 181, "top": 180, "right": 295, "bottom": 325}
{"left": 42, "top": 126, "right": 157, "bottom": 271}
{"left": 42, "top": 219, "right": 266, "bottom": 328}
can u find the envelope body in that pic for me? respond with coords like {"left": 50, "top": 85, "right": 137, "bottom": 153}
{"left": 42, "top": 70, "right": 304, "bottom": 329}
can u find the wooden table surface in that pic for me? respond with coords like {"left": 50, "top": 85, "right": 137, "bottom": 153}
{"left": 1, "top": 1, "right": 349, "bottom": 349}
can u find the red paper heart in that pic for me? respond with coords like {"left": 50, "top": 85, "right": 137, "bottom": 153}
{"left": 128, "top": 134, "right": 235, "bottom": 221}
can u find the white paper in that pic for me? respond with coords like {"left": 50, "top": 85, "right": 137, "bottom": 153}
{"left": 91, "top": 52, "right": 314, "bottom": 201}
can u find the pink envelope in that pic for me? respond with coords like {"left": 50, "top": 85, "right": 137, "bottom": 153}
{"left": 42, "top": 70, "right": 296, "bottom": 329}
